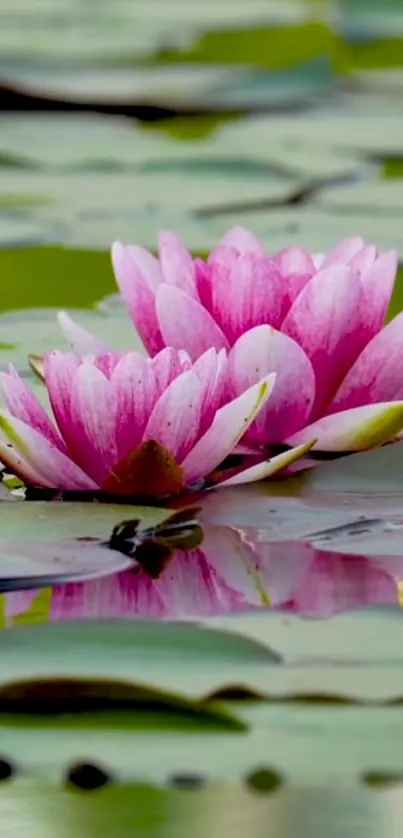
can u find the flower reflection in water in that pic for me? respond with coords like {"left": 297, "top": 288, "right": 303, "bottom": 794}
{"left": 4, "top": 524, "right": 400, "bottom": 623}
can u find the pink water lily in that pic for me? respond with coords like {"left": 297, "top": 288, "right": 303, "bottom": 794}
{"left": 0, "top": 348, "right": 311, "bottom": 497}
{"left": 94, "top": 227, "right": 403, "bottom": 456}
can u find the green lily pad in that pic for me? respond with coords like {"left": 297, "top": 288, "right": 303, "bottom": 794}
{"left": 0, "top": 502, "right": 170, "bottom": 592}
{"left": 2, "top": 612, "right": 403, "bottom": 789}
{"left": 161, "top": 21, "right": 337, "bottom": 71}
{"left": 0, "top": 306, "right": 140, "bottom": 375}
{"left": 211, "top": 208, "right": 403, "bottom": 260}
{"left": 0, "top": 619, "right": 280, "bottom": 695}
{"left": 0, "top": 501, "right": 167, "bottom": 543}
{"left": 304, "top": 441, "right": 403, "bottom": 495}
{"left": 315, "top": 180, "right": 403, "bottom": 215}
{"left": 209, "top": 606, "right": 403, "bottom": 663}
{"left": 0, "top": 217, "right": 51, "bottom": 248}
{"left": 0, "top": 783, "right": 396, "bottom": 838}
{"left": 0, "top": 247, "right": 113, "bottom": 311}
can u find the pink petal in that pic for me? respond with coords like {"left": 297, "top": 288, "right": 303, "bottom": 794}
{"left": 274, "top": 246, "right": 315, "bottom": 277}
{"left": 211, "top": 252, "right": 285, "bottom": 343}
{"left": 227, "top": 325, "right": 315, "bottom": 444}
{"left": 273, "top": 247, "right": 316, "bottom": 313}
{"left": 143, "top": 369, "right": 202, "bottom": 462}
{"left": 328, "top": 311, "right": 403, "bottom": 413}
{"left": 287, "top": 401, "right": 403, "bottom": 452}
{"left": 248, "top": 541, "right": 315, "bottom": 607}
{"left": 322, "top": 236, "right": 365, "bottom": 268}
{"left": 194, "top": 258, "right": 213, "bottom": 310}
{"left": 282, "top": 264, "right": 363, "bottom": 416}
{"left": 208, "top": 245, "right": 239, "bottom": 271}
{"left": 287, "top": 552, "right": 397, "bottom": 616}
{"left": 1, "top": 366, "right": 66, "bottom": 452}
{"left": 218, "top": 226, "right": 265, "bottom": 253}
{"left": 125, "top": 244, "right": 162, "bottom": 292}
{"left": 111, "top": 353, "right": 157, "bottom": 459}
{"left": 0, "top": 412, "right": 97, "bottom": 489}
{"left": 281, "top": 272, "right": 314, "bottom": 313}
{"left": 44, "top": 351, "right": 81, "bottom": 440}
{"left": 359, "top": 249, "right": 398, "bottom": 339}
{"left": 153, "top": 548, "right": 242, "bottom": 617}
{"left": 312, "top": 252, "right": 325, "bottom": 270}
{"left": 150, "top": 347, "right": 191, "bottom": 397}
{"left": 70, "top": 362, "right": 118, "bottom": 483}
{"left": 111, "top": 242, "right": 164, "bottom": 356}
{"left": 94, "top": 352, "right": 124, "bottom": 379}
{"left": 349, "top": 243, "right": 378, "bottom": 276}
{"left": 181, "top": 374, "right": 275, "bottom": 484}
{"left": 50, "top": 571, "right": 167, "bottom": 620}
{"left": 156, "top": 284, "right": 229, "bottom": 361}
{"left": 0, "top": 438, "right": 51, "bottom": 487}
{"left": 199, "top": 525, "right": 265, "bottom": 607}
{"left": 58, "top": 311, "right": 109, "bottom": 357}
{"left": 158, "top": 230, "right": 197, "bottom": 298}
{"left": 193, "top": 347, "right": 227, "bottom": 434}
{"left": 217, "top": 441, "right": 315, "bottom": 486}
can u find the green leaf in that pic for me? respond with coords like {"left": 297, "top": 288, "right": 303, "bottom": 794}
{"left": 160, "top": 22, "right": 339, "bottom": 70}
{"left": 0, "top": 249, "right": 113, "bottom": 311}
{"left": 0, "top": 782, "right": 395, "bottom": 838}
{"left": 0, "top": 618, "right": 280, "bottom": 690}
{"left": 0, "top": 501, "right": 169, "bottom": 590}
{"left": 0, "top": 306, "right": 140, "bottom": 374}
{"left": 303, "top": 440, "right": 403, "bottom": 495}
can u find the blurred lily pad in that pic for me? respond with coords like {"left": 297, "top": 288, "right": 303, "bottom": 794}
{"left": 0, "top": 783, "right": 398, "bottom": 838}
{"left": 0, "top": 217, "right": 51, "bottom": 248}
{"left": 0, "top": 307, "right": 139, "bottom": 374}
{"left": 161, "top": 21, "right": 338, "bottom": 71}
{"left": 212, "top": 208, "right": 403, "bottom": 261}
{"left": 315, "top": 179, "right": 403, "bottom": 215}
{"left": 3, "top": 613, "right": 403, "bottom": 788}
{"left": 0, "top": 0, "right": 306, "bottom": 65}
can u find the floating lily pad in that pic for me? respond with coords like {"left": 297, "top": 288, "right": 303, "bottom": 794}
{"left": 0, "top": 501, "right": 167, "bottom": 543}
{"left": 211, "top": 208, "right": 403, "bottom": 261}
{"left": 315, "top": 179, "right": 403, "bottom": 216}
{"left": 2, "top": 613, "right": 403, "bottom": 789}
{"left": 0, "top": 502, "right": 169, "bottom": 592}
{"left": 0, "top": 539, "right": 134, "bottom": 593}
{"left": 0, "top": 217, "right": 51, "bottom": 248}
{"left": 0, "top": 783, "right": 397, "bottom": 838}
{"left": 0, "top": 306, "right": 140, "bottom": 375}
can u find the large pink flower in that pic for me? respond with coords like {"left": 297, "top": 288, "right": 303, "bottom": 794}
{"left": 0, "top": 348, "right": 309, "bottom": 496}
{"left": 104, "top": 227, "right": 403, "bottom": 455}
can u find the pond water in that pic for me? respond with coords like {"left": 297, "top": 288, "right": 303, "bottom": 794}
{"left": 1, "top": 0, "right": 403, "bottom": 627}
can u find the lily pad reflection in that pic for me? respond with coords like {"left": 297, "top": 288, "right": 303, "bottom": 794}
{"left": 4, "top": 522, "right": 401, "bottom": 625}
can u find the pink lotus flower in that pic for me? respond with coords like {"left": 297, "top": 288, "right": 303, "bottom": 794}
{"left": 0, "top": 348, "right": 309, "bottom": 496}
{"left": 99, "top": 227, "right": 403, "bottom": 455}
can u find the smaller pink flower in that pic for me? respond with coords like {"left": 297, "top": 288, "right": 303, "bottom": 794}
{"left": 0, "top": 348, "right": 302, "bottom": 497}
